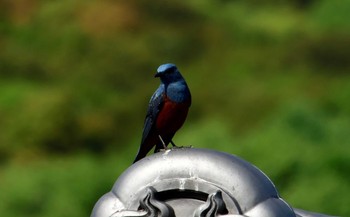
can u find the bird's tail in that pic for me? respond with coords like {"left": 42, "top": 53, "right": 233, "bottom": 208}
{"left": 133, "top": 135, "right": 172, "bottom": 163}
{"left": 133, "top": 151, "right": 144, "bottom": 163}
{"left": 133, "top": 140, "right": 153, "bottom": 163}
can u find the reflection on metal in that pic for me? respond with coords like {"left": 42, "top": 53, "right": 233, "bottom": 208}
{"left": 194, "top": 191, "right": 228, "bottom": 217}
{"left": 91, "top": 148, "right": 339, "bottom": 217}
{"left": 139, "top": 187, "right": 175, "bottom": 217}
{"left": 110, "top": 187, "right": 175, "bottom": 217}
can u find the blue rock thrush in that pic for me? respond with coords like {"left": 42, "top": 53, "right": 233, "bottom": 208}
{"left": 133, "top": 63, "right": 191, "bottom": 163}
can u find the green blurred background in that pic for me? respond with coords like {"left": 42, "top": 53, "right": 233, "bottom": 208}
{"left": 0, "top": 0, "right": 349, "bottom": 216}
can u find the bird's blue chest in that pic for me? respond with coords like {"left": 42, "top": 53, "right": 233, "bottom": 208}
{"left": 165, "top": 82, "right": 191, "bottom": 104}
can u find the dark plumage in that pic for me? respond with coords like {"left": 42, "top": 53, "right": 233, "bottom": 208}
{"left": 133, "top": 63, "right": 191, "bottom": 163}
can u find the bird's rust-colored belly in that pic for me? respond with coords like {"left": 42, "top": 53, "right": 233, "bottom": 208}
{"left": 156, "top": 99, "right": 190, "bottom": 134}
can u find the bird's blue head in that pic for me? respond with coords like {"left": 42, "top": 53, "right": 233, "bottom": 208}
{"left": 155, "top": 63, "right": 184, "bottom": 84}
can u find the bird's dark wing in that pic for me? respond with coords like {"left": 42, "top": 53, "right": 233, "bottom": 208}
{"left": 140, "top": 85, "right": 165, "bottom": 145}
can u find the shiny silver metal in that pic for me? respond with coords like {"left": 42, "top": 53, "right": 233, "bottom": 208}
{"left": 91, "top": 148, "right": 339, "bottom": 217}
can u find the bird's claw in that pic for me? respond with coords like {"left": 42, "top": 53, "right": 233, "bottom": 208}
{"left": 158, "top": 148, "right": 168, "bottom": 152}
{"left": 171, "top": 145, "right": 194, "bottom": 149}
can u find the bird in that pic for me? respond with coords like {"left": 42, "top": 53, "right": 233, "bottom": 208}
{"left": 133, "top": 63, "right": 191, "bottom": 163}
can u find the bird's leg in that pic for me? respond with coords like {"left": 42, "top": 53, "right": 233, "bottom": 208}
{"left": 170, "top": 140, "right": 184, "bottom": 149}
{"left": 170, "top": 140, "right": 178, "bottom": 147}
{"left": 158, "top": 135, "right": 167, "bottom": 149}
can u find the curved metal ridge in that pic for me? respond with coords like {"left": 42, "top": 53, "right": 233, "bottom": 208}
{"left": 91, "top": 148, "right": 340, "bottom": 217}
{"left": 194, "top": 191, "right": 228, "bottom": 217}
{"left": 139, "top": 187, "right": 175, "bottom": 217}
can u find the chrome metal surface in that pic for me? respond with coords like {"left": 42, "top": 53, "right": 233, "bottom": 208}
{"left": 91, "top": 148, "right": 339, "bottom": 217}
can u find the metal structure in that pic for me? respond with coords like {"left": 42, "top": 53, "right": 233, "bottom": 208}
{"left": 91, "top": 148, "right": 338, "bottom": 217}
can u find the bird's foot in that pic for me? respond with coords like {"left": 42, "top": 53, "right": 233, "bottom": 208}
{"left": 158, "top": 145, "right": 193, "bottom": 153}
{"left": 170, "top": 140, "right": 184, "bottom": 148}
{"left": 171, "top": 144, "right": 193, "bottom": 149}
{"left": 158, "top": 135, "right": 168, "bottom": 149}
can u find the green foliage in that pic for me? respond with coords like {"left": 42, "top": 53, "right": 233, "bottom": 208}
{"left": 0, "top": 153, "right": 131, "bottom": 217}
{"left": 0, "top": 0, "right": 349, "bottom": 216}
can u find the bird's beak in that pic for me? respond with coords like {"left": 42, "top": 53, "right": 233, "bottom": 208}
{"left": 154, "top": 72, "right": 160, "bottom": 78}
